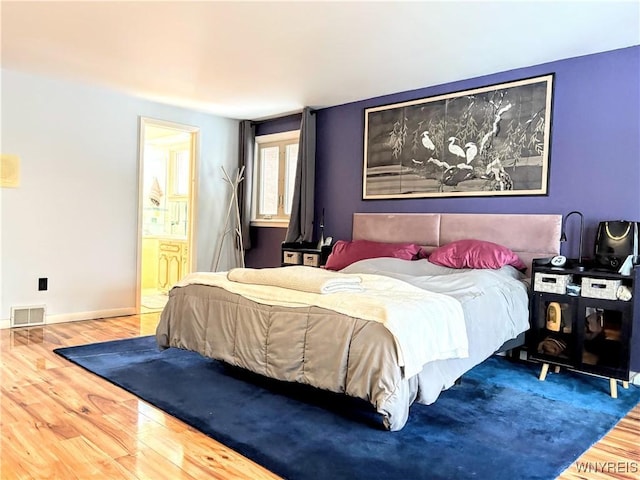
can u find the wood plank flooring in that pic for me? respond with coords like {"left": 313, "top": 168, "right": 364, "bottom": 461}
{"left": 1, "top": 314, "right": 638, "bottom": 479}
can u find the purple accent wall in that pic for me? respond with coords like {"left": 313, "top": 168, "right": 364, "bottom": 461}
{"left": 255, "top": 113, "right": 302, "bottom": 136}
{"left": 244, "top": 226, "right": 287, "bottom": 268}
{"left": 249, "top": 47, "right": 640, "bottom": 266}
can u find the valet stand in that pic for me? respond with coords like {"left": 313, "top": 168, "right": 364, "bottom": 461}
{"left": 213, "top": 166, "right": 245, "bottom": 271}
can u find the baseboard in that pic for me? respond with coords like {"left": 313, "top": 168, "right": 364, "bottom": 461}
{"left": 631, "top": 372, "right": 640, "bottom": 386}
{"left": 0, "top": 307, "right": 137, "bottom": 329}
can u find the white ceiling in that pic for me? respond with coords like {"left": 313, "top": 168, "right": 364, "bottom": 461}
{"left": 2, "top": 1, "right": 639, "bottom": 120}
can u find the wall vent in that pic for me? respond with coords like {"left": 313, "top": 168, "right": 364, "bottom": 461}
{"left": 10, "top": 305, "right": 46, "bottom": 327}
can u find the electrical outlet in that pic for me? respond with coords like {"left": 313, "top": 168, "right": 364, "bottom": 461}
{"left": 38, "top": 278, "right": 48, "bottom": 291}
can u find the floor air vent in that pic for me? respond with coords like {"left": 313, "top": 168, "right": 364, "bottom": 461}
{"left": 10, "top": 305, "right": 46, "bottom": 327}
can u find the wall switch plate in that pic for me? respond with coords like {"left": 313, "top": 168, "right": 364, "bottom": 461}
{"left": 38, "top": 278, "right": 48, "bottom": 291}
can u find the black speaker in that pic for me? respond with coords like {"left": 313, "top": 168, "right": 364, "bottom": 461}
{"left": 594, "top": 221, "right": 638, "bottom": 270}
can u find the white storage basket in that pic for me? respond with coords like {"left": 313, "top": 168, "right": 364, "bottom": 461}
{"left": 534, "top": 273, "right": 572, "bottom": 294}
{"left": 581, "top": 277, "right": 622, "bottom": 300}
{"left": 282, "top": 251, "right": 303, "bottom": 265}
{"left": 303, "top": 253, "right": 320, "bottom": 267}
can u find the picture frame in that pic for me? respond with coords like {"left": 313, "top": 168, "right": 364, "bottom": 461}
{"left": 363, "top": 74, "right": 554, "bottom": 199}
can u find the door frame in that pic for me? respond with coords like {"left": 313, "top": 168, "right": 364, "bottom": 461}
{"left": 136, "top": 116, "right": 200, "bottom": 312}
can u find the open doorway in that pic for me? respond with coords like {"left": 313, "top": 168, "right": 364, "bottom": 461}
{"left": 137, "top": 118, "right": 199, "bottom": 313}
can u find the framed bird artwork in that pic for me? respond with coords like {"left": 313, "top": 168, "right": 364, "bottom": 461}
{"left": 362, "top": 74, "right": 554, "bottom": 199}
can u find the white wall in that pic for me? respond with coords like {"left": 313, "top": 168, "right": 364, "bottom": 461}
{"left": 0, "top": 69, "right": 239, "bottom": 324}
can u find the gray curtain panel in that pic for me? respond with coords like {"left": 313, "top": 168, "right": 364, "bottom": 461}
{"left": 238, "top": 120, "right": 255, "bottom": 251}
{"left": 285, "top": 107, "right": 316, "bottom": 243}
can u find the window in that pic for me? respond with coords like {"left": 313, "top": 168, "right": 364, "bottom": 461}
{"left": 169, "top": 147, "right": 190, "bottom": 198}
{"left": 253, "top": 131, "right": 299, "bottom": 226}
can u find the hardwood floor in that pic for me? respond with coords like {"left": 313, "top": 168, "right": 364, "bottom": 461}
{"left": 0, "top": 314, "right": 280, "bottom": 480}
{"left": 1, "top": 315, "right": 638, "bottom": 479}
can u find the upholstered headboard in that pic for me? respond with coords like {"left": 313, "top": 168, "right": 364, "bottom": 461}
{"left": 352, "top": 213, "right": 562, "bottom": 275}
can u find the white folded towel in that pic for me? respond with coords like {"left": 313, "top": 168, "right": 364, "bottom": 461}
{"left": 227, "top": 266, "right": 363, "bottom": 294}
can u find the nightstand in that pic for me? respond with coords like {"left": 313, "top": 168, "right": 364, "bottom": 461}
{"left": 281, "top": 242, "right": 332, "bottom": 268}
{"left": 527, "top": 259, "right": 639, "bottom": 397}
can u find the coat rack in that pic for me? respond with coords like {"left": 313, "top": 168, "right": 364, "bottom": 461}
{"left": 213, "top": 166, "right": 245, "bottom": 271}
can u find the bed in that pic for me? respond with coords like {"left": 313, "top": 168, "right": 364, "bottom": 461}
{"left": 156, "top": 213, "right": 561, "bottom": 431}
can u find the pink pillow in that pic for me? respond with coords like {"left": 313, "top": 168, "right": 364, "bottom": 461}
{"left": 428, "top": 239, "right": 527, "bottom": 271}
{"left": 324, "top": 240, "right": 422, "bottom": 271}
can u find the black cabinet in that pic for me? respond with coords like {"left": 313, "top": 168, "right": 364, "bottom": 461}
{"left": 527, "top": 260, "right": 639, "bottom": 397}
{"left": 281, "top": 242, "right": 332, "bottom": 268}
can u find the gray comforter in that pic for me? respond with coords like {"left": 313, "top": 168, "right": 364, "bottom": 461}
{"left": 156, "top": 258, "right": 529, "bottom": 431}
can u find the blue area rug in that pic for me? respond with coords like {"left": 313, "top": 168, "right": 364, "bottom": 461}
{"left": 54, "top": 336, "right": 640, "bottom": 480}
